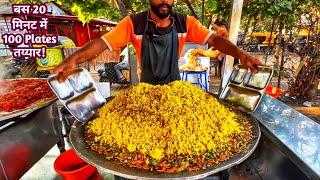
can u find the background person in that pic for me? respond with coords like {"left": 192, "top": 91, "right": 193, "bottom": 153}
{"left": 114, "top": 47, "right": 129, "bottom": 83}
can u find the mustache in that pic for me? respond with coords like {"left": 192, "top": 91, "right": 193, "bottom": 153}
{"left": 150, "top": 2, "right": 173, "bottom": 19}
{"left": 155, "top": 3, "right": 172, "bottom": 9}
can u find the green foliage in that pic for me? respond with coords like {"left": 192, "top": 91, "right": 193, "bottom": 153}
{"left": 10, "top": 0, "right": 220, "bottom": 26}
{"left": 9, "top": 0, "right": 320, "bottom": 32}
{"left": 10, "top": 0, "right": 43, "bottom": 3}
{"left": 129, "top": 0, "right": 149, "bottom": 13}
{"left": 173, "top": 0, "right": 192, "bottom": 16}
{"left": 55, "top": 0, "right": 121, "bottom": 23}
{"left": 212, "top": 0, "right": 232, "bottom": 18}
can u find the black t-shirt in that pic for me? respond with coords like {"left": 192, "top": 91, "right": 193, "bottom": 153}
{"left": 130, "top": 11, "right": 187, "bottom": 37}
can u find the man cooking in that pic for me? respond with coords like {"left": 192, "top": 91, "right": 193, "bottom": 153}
{"left": 54, "top": 0, "right": 261, "bottom": 85}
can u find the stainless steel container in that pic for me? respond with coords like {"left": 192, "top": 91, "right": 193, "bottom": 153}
{"left": 220, "top": 65, "right": 273, "bottom": 112}
{"left": 48, "top": 68, "right": 106, "bottom": 122}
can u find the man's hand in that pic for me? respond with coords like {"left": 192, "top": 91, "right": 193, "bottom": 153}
{"left": 210, "top": 26, "right": 228, "bottom": 61}
{"left": 217, "top": 53, "right": 225, "bottom": 61}
{"left": 52, "top": 38, "right": 108, "bottom": 82}
{"left": 239, "top": 51, "right": 261, "bottom": 73}
{"left": 207, "top": 34, "right": 262, "bottom": 73}
{"left": 53, "top": 56, "right": 78, "bottom": 82}
{"left": 215, "top": 27, "right": 228, "bottom": 38}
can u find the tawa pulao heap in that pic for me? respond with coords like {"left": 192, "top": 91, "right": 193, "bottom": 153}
{"left": 85, "top": 81, "right": 252, "bottom": 173}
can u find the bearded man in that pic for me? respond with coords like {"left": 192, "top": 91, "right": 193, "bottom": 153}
{"left": 54, "top": 0, "right": 260, "bottom": 84}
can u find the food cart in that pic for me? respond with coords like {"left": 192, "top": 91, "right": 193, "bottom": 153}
{"left": 0, "top": 103, "right": 64, "bottom": 180}
{"left": 1, "top": 63, "right": 320, "bottom": 180}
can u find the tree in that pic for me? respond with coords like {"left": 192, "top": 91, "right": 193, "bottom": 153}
{"left": 11, "top": 0, "right": 221, "bottom": 28}
{"left": 182, "top": 0, "right": 198, "bottom": 19}
{"left": 57, "top": 0, "right": 122, "bottom": 23}
{"left": 114, "top": 0, "right": 128, "bottom": 18}
{"left": 288, "top": 2, "right": 320, "bottom": 100}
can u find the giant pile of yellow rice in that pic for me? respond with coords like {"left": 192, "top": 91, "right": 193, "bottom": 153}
{"left": 86, "top": 81, "right": 250, "bottom": 163}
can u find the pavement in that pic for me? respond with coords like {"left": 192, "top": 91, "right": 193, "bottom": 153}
{"left": 20, "top": 138, "right": 115, "bottom": 180}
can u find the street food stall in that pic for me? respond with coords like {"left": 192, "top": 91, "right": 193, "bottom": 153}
{"left": 1, "top": 57, "right": 320, "bottom": 180}
{"left": 1, "top": 78, "right": 319, "bottom": 180}
{"left": 0, "top": 39, "right": 319, "bottom": 180}
{"left": 0, "top": 2, "right": 319, "bottom": 180}
{"left": 0, "top": 43, "right": 320, "bottom": 179}
{"left": 0, "top": 103, "right": 64, "bottom": 180}
{"left": 0, "top": 79, "right": 64, "bottom": 179}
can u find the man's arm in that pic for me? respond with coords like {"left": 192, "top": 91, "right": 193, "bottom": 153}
{"left": 53, "top": 16, "right": 133, "bottom": 82}
{"left": 207, "top": 34, "right": 261, "bottom": 73}
{"left": 70, "top": 38, "right": 108, "bottom": 64}
{"left": 53, "top": 38, "right": 108, "bottom": 82}
{"left": 185, "top": 16, "right": 260, "bottom": 72}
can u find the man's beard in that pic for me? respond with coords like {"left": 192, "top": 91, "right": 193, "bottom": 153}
{"left": 150, "top": 3, "right": 173, "bottom": 19}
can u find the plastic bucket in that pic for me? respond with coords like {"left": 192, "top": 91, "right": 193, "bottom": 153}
{"left": 265, "top": 85, "right": 284, "bottom": 98}
{"left": 54, "top": 149, "right": 97, "bottom": 180}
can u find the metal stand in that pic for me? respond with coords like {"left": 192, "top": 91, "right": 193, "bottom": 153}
{"left": 181, "top": 70, "right": 208, "bottom": 91}
{"left": 0, "top": 103, "right": 63, "bottom": 179}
